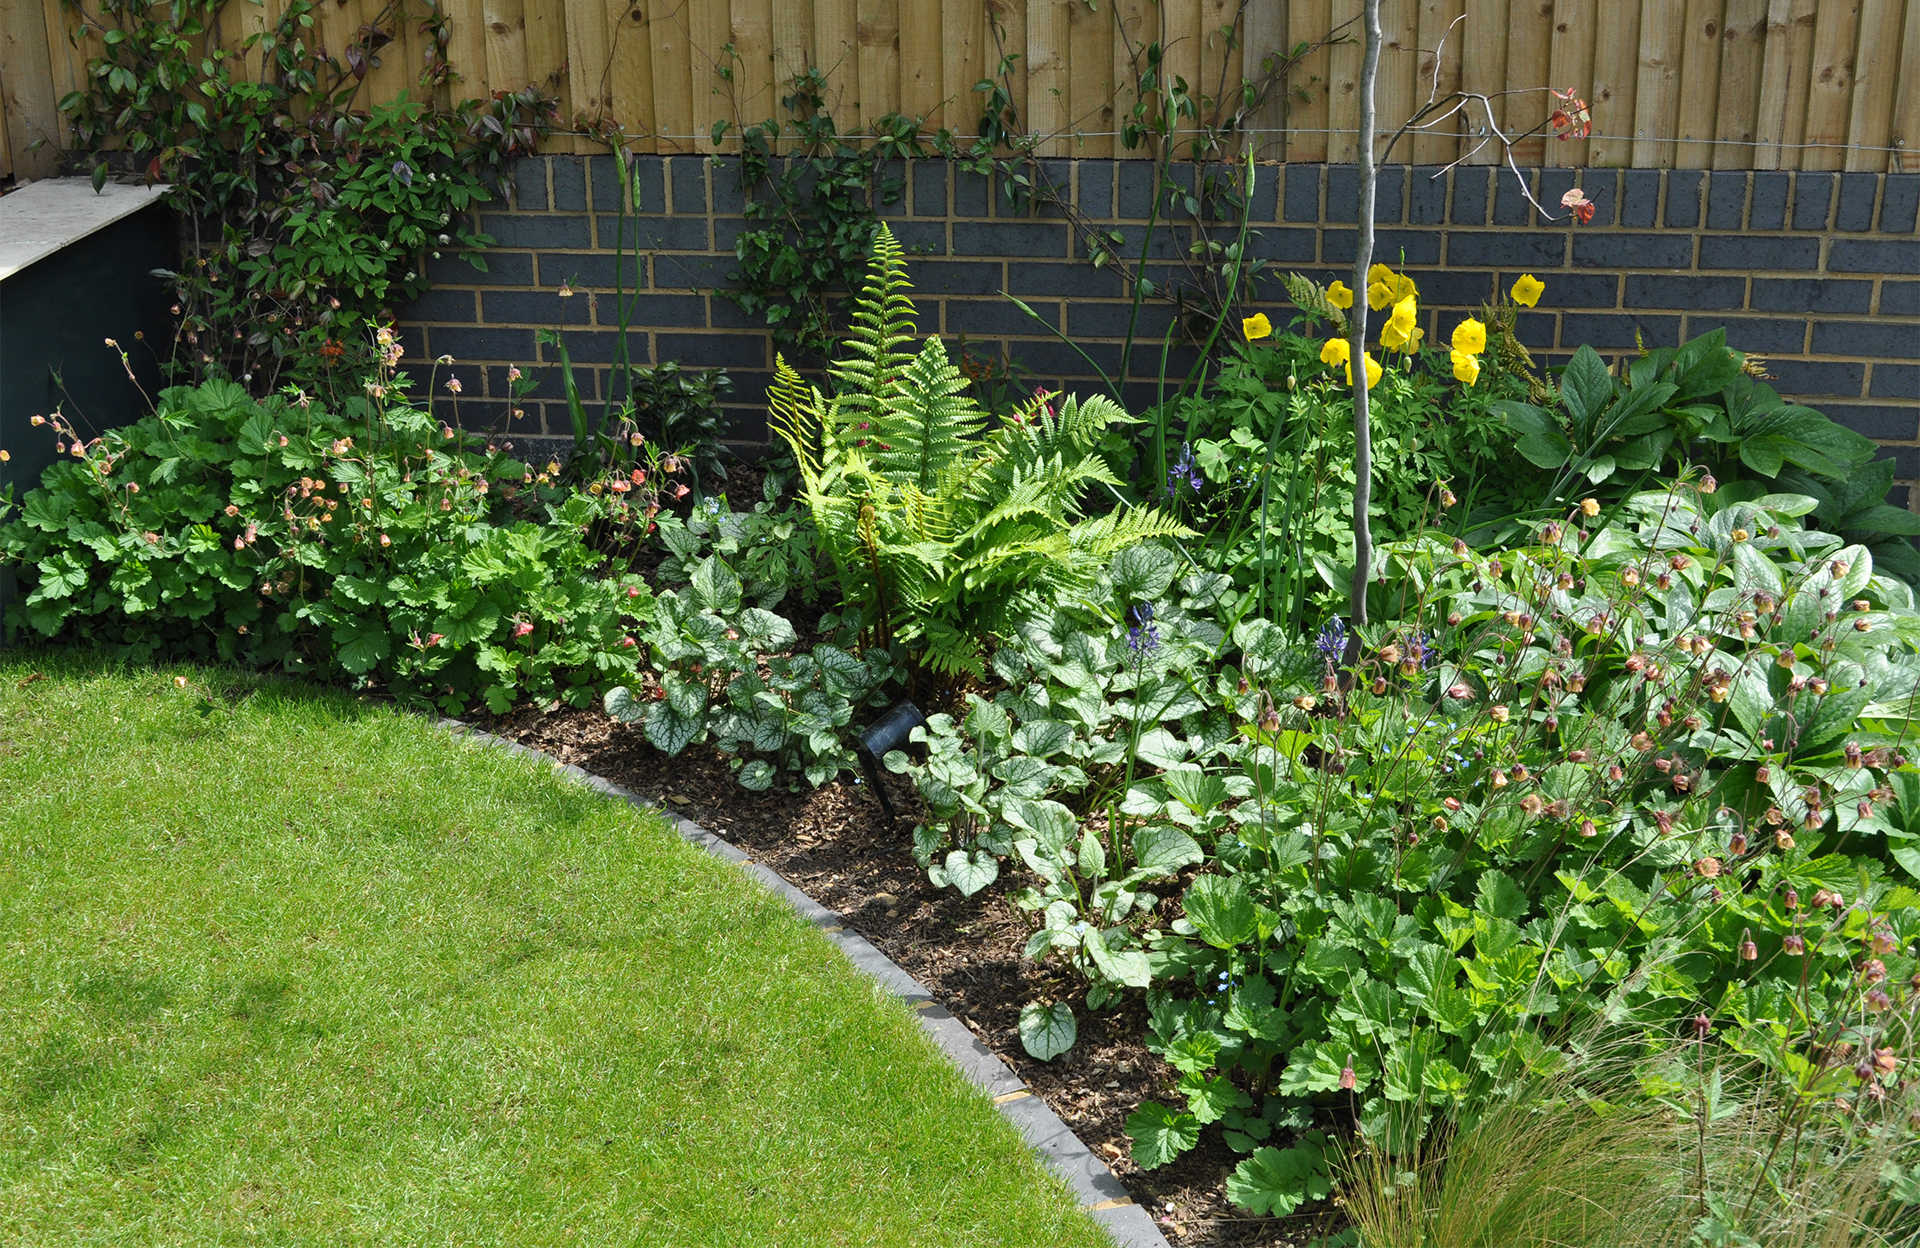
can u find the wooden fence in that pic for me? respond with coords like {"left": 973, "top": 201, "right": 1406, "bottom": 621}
{"left": 3, "top": 0, "right": 1917, "bottom": 181}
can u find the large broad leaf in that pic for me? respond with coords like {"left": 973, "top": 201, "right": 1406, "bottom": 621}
{"left": 1109, "top": 544, "right": 1178, "bottom": 601}
{"left": 1001, "top": 796, "right": 1079, "bottom": 851}
{"left": 1492, "top": 401, "right": 1573, "bottom": 470}
{"left": 1018, "top": 1001, "right": 1077, "bottom": 1060}
{"left": 1558, "top": 345, "right": 1615, "bottom": 436}
{"left": 1126, "top": 1102, "right": 1201, "bottom": 1170}
{"left": 932, "top": 847, "right": 999, "bottom": 897}
{"left": 737, "top": 759, "right": 776, "bottom": 791}
{"left": 1085, "top": 930, "right": 1152, "bottom": 987}
{"left": 1134, "top": 727, "right": 1190, "bottom": 770}
{"left": 1185, "top": 875, "right": 1256, "bottom": 949}
{"left": 1164, "top": 767, "right": 1229, "bottom": 815}
{"left": 1011, "top": 718, "right": 1073, "bottom": 758}
{"left": 644, "top": 704, "right": 705, "bottom": 755}
{"left": 604, "top": 685, "right": 647, "bottom": 723}
{"left": 334, "top": 621, "right": 391, "bottom": 675}
{"left": 689, "top": 555, "right": 742, "bottom": 615}
{"left": 1225, "top": 1142, "right": 1335, "bottom": 1216}
{"left": 1474, "top": 869, "right": 1528, "bottom": 922}
{"left": 738, "top": 607, "right": 797, "bottom": 649}
{"left": 1798, "top": 685, "right": 1871, "bottom": 757}
{"left": 1133, "top": 824, "right": 1205, "bottom": 877}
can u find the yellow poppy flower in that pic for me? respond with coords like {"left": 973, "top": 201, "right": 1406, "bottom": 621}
{"left": 1379, "top": 294, "right": 1418, "bottom": 351}
{"left": 1451, "top": 317, "right": 1486, "bottom": 356}
{"left": 1326, "top": 280, "right": 1354, "bottom": 310}
{"left": 1452, "top": 349, "right": 1481, "bottom": 387}
{"left": 1242, "top": 312, "right": 1273, "bottom": 341}
{"left": 1511, "top": 273, "right": 1545, "bottom": 308}
{"left": 1362, "top": 353, "right": 1383, "bottom": 389}
{"left": 1321, "top": 337, "right": 1351, "bottom": 368}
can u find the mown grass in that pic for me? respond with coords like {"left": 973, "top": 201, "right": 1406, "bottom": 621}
{"left": 0, "top": 655, "right": 1109, "bottom": 1247}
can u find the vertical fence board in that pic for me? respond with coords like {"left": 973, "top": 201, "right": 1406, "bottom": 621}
{"left": 1029, "top": 0, "right": 1069, "bottom": 151}
{"left": 1283, "top": 0, "right": 1331, "bottom": 160}
{"left": 1713, "top": 0, "right": 1766, "bottom": 168}
{"left": 1753, "top": 0, "right": 1815, "bottom": 168}
{"left": 1068, "top": 0, "right": 1113, "bottom": 154}
{"left": 692, "top": 0, "right": 735, "bottom": 148}
{"left": 1672, "top": 0, "right": 1726, "bottom": 171}
{"left": 525, "top": 0, "right": 574, "bottom": 149}
{"left": 1801, "top": 0, "right": 1861, "bottom": 171}
{"left": 1199, "top": 0, "right": 1233, "bottom": 138}
{"left": 448, "top": 0, "right": 493, "bottom": 109}
{"left": 1892, "top": 0, "right": 1920, "bottom": 170}
{"left": 1501, "top": 0, "right": 1551, "bottom": 165}
{"left": 857, "top": 0, "right": 900, "bottom": 131}
{"left": 1632, "top": 0, "right": 1684, "bottom": 166}
{"left": 647, "top": 0, "right": 693, "bottom": 149}
{"left": 1546, "top": 0, "right": 1597, "bottom": 167}
{"left": 1325, "top": 0, "right": 1360, "bottom": 162}
{"left": 1843, "top": 0, "right": 1905, "bottom": 170}
{"left": 1162, "top": 0, "right": 1202, "bottom": 150}
{"left": 1408, "top": 0, "right": 1462, "bottom": 164}
{"left": 484, "top": 0, "right": 531, "bottom": 103}
{"left": 1459, "top": 0, "right": 1507, "bottom": 163}
{"left": 779, "top": 0, "right": 820, "bottom": 114}
{"left": 1586, "top": 0, "right": 1640, "bottom": 166}
{"left": 1240, "top": 0, "right": 1287, "bottom": 158}
{"left": 997, "top": 0, "right": 1029, "bottom": 143}
{"left": 899, "top": 0, "right": 941, "bottom": 124}
{"left": 0, "top": 0, "right": 60, "bottom": 176}
{"left": 567, "top": 0, "right": 616, "bottom": 122}
{"left": 942, "top": 0, "right": 982, "bottom": 134}
{"left": 1373, "top": 0, "right": 1417, "bottom": 161}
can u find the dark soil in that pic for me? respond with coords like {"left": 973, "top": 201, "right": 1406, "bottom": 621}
{"left": 485, "top": 702, "right": 1333, "bottom": 1247}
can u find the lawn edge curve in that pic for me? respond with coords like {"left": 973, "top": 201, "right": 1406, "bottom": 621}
{"left": 439, "top": 717, "right": 1173, "bottom": 1248}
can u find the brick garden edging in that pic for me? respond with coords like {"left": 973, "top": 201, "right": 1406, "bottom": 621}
{"left": 439, "top": 717, "right": 1173, "bottom": 1248}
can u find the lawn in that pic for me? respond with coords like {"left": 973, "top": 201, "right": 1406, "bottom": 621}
{"left": 0, "top": 656, "right": 1110, "bottom": 1247}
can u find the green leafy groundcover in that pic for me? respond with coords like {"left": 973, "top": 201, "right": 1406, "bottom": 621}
{"left": 0, "top": 377, "right": 653, "bottom": 715}
{"left": 0, "top": 658, "right": 1111, "bottom": 1248}
{"left": 899, "top": 483, "right": 1920, "bottom": 1220}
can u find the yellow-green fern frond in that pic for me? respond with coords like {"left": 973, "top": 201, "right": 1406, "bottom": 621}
{"left": 1283, "top": 272, "right": 1347, "bottom": 333}
{"left": 1070, "top": 508, "right": 1195, "bottom": 557}
{"left": 831, "top": 224, "right": 918, "bottom": 433}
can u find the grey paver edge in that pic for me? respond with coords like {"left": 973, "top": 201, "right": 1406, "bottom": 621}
{"left": 440, "top": 718, "right": 1172, "bottom": 1248}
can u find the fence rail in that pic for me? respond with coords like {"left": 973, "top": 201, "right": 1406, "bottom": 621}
{"left": 3, "top": 0, "right": 1916, "bottom": 181}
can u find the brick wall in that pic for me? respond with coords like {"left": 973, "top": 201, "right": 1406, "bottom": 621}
{"left": 397, "top": 156, "right": 1919, "bottom": 499}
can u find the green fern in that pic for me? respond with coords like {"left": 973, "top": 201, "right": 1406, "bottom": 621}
{"left": 771, "top": 225, "right": 1192, "bottom": 676}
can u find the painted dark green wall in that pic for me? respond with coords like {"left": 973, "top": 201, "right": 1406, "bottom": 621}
{"left": 1, "top": 204, "right": 176, "bottom": 501}
{"left": 0, "top": 201, "right": 176, "bottom": 627}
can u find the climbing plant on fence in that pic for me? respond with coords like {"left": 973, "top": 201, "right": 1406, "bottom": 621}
{"left": 54, "top": 0, "right": 554, "bottom": 399}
